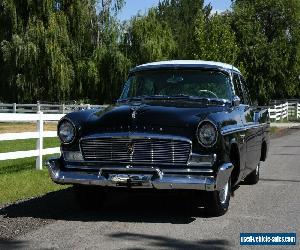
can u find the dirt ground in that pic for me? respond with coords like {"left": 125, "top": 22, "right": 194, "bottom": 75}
{"left": 0, "top": 122, "right": 58, "bottom": 133}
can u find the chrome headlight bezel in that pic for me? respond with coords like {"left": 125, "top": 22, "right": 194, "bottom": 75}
{"left": 196, "top": 120, "right": 218, "bottom": 148}
{"left": 58, "top": 119, "right": 76, "bottom": 144}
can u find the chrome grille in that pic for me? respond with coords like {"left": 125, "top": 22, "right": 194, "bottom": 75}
{"left": 80, "top": 137, "right": 191, "bottom": 165}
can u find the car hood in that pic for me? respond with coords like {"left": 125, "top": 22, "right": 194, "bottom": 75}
{"left": 75, "top": 102, "right": 228, "bottom": 137}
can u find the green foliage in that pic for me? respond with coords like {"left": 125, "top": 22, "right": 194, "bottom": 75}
{"left": 0, "top": 0, "right": 128, "bottom": 104}
{"left": 156, "top": 0, "right": 206, "bottom": 58}
{"left": 0, "top": 0, "right": 300, "bottom": 104}
{"left": 125, "top": 9, "right": 176, "bottom": 64}
{"left": 194, "top": 12, "right": 238, "bottom": 64}
{"left": 232, "top": 0, "right": 300, "bottom": 104}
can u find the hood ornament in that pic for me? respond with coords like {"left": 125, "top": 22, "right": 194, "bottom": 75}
{"left": 131, "top": 106, "right": 139, "bottom": 120}
{"left": 126, "top": 142, "right": 135, "bottom": 155}
{"left": 132, "top": 109, "right": 137, "bottom": 119}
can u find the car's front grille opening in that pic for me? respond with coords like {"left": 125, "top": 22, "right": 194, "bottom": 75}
{"left": 80, "top": 137, "right": 191, "bottom": 165}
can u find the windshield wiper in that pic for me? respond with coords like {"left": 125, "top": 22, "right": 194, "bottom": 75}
{"left": 118, "top": 95, "right": 228, "bottom": 105}
{"left": 168, "top": 95, "right": 229, "bottom": 105}
{"left": 117, "top": 97, "right": 144, "bottom": 103}
{"left": 143, "top": 95, "right": 171, "bottom": 100}
{"left": 164, "top": 94, "right": 213, "bottom": 103}
{"left": 117, "top": 95, "right": 169, "bottom": 103}
{"left": 171, "top": 94, "right": 208, "bottom": 100}
{"left": 143, "top": 94, "right": 209, "bottom": 101}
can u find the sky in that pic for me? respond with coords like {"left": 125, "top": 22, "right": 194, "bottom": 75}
{"left": 118, "top": 0, "right": 232, "bottom": 21}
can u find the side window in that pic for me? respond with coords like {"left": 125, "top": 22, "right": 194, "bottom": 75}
{"left": 239, "top": 76, "right": 251, "bottom": 105}
{"left": 233, "top": 73, "right": 244, "bottom": 104}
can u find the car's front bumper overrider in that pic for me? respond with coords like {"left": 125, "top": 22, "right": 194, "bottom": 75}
{"left": 46, "top": 159, "right": 233, "bottom": 191}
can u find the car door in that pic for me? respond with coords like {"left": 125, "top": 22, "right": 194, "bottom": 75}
{"left": 232, "top": 73, "right": 261, "bottom": 176}
{"left": 239, "top": 75, "right": 262, "bottom": 172}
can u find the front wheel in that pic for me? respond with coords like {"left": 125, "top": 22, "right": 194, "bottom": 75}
{"left": 204, "top": 177, "right": 231, "bottom": 216}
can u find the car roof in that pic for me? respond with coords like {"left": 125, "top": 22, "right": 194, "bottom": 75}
{"left": 130, "top": 60, "right": 241, "bottom": 74}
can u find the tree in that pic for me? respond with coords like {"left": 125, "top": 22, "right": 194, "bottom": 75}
{"left": 194, "top": 11, "right": 238, "bottom": 64}
{"left": 156, "top": 0, "right": 206, "bottom": 58}
{"left": 232, "top": 0, "right": 300, "bottom": 104}
{"left": 0, "top": 0, "right": 97, "bottom": 102}
{"left": 124, "top": 8, "right": 176, "bottom": 65}
{"left": 1, "top": 0, "right": 300, "bottom": 104}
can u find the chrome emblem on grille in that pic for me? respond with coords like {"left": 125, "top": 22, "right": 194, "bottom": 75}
{"left": 126, "top": 143, "right": 135, "bottom": 155}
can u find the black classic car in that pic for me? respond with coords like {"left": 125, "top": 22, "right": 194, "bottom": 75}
{"left": 47, "top": 60, "right": 270, "bottom": 216}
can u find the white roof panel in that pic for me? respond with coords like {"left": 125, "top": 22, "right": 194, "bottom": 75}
{"left": 134, "top": 60, "right": 240, "bottom": 73}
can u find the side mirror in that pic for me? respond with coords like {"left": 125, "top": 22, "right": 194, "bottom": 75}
{"left": 232, "top": 95, "right": 241, "bottom": 106}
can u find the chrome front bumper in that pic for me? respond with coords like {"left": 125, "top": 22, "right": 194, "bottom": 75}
{"left": 46, "top": 159, "right": 233, "bottom": 191}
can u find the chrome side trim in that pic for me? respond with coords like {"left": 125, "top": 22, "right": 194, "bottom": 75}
{"left": 46, "top": 159, "right": 233, "bottom": 191}
{"left": 221, "top": 123, "right": 268, "bottom": 136}
{"left": 221, "top": 126, "right": 246, "bottom": 136}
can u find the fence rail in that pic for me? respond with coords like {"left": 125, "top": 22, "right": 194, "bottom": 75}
{"left": 268, "top": 101, "right": 300, "bottom": 122}
{"left": 0, "top": 112, "right": 64, "bottom": 170}
{"left": 268, "top": 102, "right": 289, "bottom": 121}
{"left": 0, "top": 102, "right": 106, "bottom": 114}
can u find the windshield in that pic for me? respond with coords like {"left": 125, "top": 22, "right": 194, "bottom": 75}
{"left": 120, "top": 69, "right": 232, "bottom": 101}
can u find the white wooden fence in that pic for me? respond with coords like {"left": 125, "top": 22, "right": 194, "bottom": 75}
{"left": 287, "top": 102, "right": 300, "bottom": 118}
{"left": 268, "top": 101, "right": 300, "bottom": 122}
{"left": 268, "top": 102, "right": 289, "bottom": 121}
{"left": 0, "top": 113, "right": 64, "bottom": 170}
{"left": 0, "top": 102, "right": 106, "bottom": 114}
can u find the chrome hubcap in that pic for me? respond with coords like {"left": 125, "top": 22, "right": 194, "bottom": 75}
{"left": 219, "top": 181, "right": 229, "bottom": 204}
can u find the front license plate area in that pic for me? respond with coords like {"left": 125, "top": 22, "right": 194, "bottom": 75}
{"left": 109, "top": 174, "right": 152, "bottom": 187}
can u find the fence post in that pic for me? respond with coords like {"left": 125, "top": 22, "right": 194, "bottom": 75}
{"left": 286, "top": 102, "right": 288, "bottom": 121}
{"left": 62, "top": 103, "right": 65, "bottom": 114}
{"left": 36, "top": 112, "right": 44, "bottom": 170}
{"left": 37, "top": 101, "right": 41, "bottom": 113}
{"left": 13, "top": 103, "right": 17, "bottom": 113}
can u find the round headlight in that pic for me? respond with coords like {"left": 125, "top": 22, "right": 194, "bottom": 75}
{"left": 197, "top": 120, "right": 218, "bottom": 147}
{"left": 58, "top": 120, "right": 75, "bottom": 143}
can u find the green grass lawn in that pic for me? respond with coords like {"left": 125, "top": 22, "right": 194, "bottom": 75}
{"left": 0, "top": 138, "right": 68, "bottom": 206}
{"left": 0, "top": 137, "right": 60, "bottom": 153}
